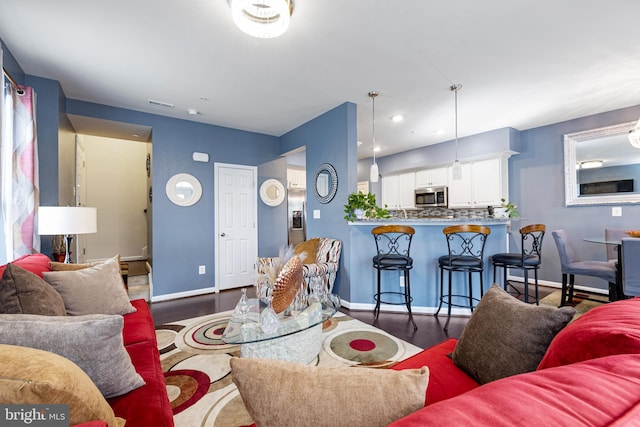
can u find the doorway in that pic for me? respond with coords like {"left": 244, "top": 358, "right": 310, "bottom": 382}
{"left": 215, "top": 163, "right": 258, "bottom": 290}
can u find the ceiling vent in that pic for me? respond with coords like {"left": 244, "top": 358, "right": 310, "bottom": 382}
{"left": 148, "top": 99, "right": 174, "bottom": 109}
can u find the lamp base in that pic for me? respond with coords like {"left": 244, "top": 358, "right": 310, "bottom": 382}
{"left": 64, "top": 235, "right": 73, "bottom": 264}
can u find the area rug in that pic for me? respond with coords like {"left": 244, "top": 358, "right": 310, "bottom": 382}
{"left": 539, "top": 289, "right": 607, "bottom": 320}
{"left": 155, "top": 311, "right": 423, "bottom": 427}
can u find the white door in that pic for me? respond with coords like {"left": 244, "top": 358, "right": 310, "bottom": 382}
{"left": 215, "top": 163, "right": 257, "bottom": 290}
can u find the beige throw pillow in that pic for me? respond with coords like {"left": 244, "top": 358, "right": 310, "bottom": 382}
{"left": 0, "top": 344, "right": 125, "bottom": 427}
{"left": 43, "top": 255, "right": 135, "bottom": 316}
{"left": 451, "top": 285, "right": 576, "bottom": 384}
{"left": 0, "top": 263, "right": 66, "bottom": 315}
{"left": 293, "top": 238, "right": 320, "bottom": 264}
{"left": 0, "top": 313, "right": 145, "bottom": 398}
{"left": 231, "top": 357, "right": 429, "bottom": 427}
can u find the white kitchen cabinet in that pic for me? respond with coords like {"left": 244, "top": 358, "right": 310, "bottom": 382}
{"left": 447, "top": 157, "right": 507, "bottom": 208}
{"left": 287, "top": 168, "right": 306, "bottom": 189}
{"left": 415, "top": 167, "right": 448, "bottom": 188}
{"left": 382, "top": 172, "right": 415, "bottom": 209}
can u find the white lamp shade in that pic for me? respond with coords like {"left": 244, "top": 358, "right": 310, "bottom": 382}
{"left": 452, "top": 160, "right": 462, "bottom": 180}
{"left": 370, "top": 162, "right": 379, "bottom": 182}
{"left": 38, "top": 207, "right": 97, "bottom": 235}
{"left": 231, "top": 0, "right": 292, "bottom": 38}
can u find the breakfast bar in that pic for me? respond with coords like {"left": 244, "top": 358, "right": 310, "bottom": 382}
{"left": 346, "top": 218, "right": 509, "bottom": 315}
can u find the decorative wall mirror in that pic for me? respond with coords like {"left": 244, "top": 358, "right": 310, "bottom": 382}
{"left": 564, "top": 121, "right": 640, "bottom": 206}
{"left": 166, "top": 173, "right": 202, "bottom": 206}
{"left": 314, "top": 163, "right": 338, "bottom": 203}
{"left": 259, "top": 179, "right": 286, "bottom": 206}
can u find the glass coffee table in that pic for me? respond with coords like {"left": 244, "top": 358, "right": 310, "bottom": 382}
{"left": 221, "top": 294, "right": 340, "bottom": 364}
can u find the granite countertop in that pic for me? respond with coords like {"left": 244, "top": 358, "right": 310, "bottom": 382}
{"left": 348, "top": 217, "right": 511, "bottom": 225}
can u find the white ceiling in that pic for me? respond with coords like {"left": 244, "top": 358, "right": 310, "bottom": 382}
{"left": 1, "top": 0, "right": 639, "bottom": 160}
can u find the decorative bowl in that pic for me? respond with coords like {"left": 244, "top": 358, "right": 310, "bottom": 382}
{"left": 625, "top": 230, "right": 640, "bottom": 238}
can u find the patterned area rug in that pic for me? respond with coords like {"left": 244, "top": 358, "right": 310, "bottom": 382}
{"left": 155, "top": 311, "right": 422, "bottom": 427}
{"left": 539, "top": 289, "right": 607, "bottom": 320}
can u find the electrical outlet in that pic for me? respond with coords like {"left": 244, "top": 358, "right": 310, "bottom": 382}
{"left": 198, "top": 265, "right": 206, "bottom": 275}
{"left": 612, "top": 206, "right": 622, "bottom": 217}
{"left": 399, "top": 275, "right": 405, "bottom": 288}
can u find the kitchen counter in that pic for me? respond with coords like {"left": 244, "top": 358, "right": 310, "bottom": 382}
{"left": 344, "top": 220, "right": 508, "bottom": 315}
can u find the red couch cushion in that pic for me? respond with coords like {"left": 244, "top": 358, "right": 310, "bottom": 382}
{"left": 389, "top": 354, "right": 640, "bottom": 426}
{"left": 122, "top": 299, "right": 155, "bottom": 346}
{"left": 538, "top": 297, "right": 640, "bottom": 370}
{"left": 391, "top": 338, "right": 479, "bottom": 405}
{"left": 0, "top": 253, "right": 51, "bottom": 278}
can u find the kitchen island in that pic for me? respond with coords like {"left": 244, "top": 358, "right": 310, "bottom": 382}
{"left": 346, "top": 218, "right": 509, "bottom": 316}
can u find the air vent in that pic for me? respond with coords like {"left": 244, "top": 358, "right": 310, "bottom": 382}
{"left": 148, "top": 99, "right": 175, "bottom": 109}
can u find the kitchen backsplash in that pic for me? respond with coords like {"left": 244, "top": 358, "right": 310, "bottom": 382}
{"left": 389, "top": 207, "right": 493, "bottom": 219}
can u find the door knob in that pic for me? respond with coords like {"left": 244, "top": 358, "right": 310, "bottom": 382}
{"left": 220, "top": 233, "right": 226, "bottom": 237}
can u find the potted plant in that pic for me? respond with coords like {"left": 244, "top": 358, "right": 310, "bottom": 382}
{"left": 343, "top": 192, "right": 391, "bottom": 221}
{"left": 497, "top": 198, "right": 520, "bottom": 218}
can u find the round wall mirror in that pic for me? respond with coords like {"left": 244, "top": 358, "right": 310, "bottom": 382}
{"left": 166, "top": 173, "right": 202, "bottom": 207}
{"left": 259, "top": 179, "right": 286, "bottom": 206}
{"left": 314, "top": 163, "right": 338, "bottom": 203}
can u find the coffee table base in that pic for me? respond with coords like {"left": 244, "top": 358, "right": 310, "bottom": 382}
{"left": 240, "top": 323, "right": 322, "bottom": 365}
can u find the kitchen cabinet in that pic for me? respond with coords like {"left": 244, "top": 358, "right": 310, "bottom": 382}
{"left": 448, "top": 157, "right": 507, "bottom": 208}
{"left": 382, "top": 172, "right": 416, "bottom": 209}
{"left": 287, "top": 168, "right": 306, "bottom": 189}
{"left": 415, "top": 167, "right": 448, "bottom": 188}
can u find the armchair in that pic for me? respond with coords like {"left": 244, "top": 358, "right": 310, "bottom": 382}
{"left": 257, "top": 238, "right": 342, "bottom": 295}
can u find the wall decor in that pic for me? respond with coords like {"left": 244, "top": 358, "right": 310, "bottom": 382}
{"left": 314, "top": 163, "right": 338, "bottom": 204}
{"left": 165, "top": 173, "right": 202, "bottom": 207}
{"left": 259, "top": 179, "right": 286, "bottom": 206}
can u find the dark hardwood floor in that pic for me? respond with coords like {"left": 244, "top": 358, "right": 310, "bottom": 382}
{"left": 150, "top": 281, "right": 556, "bottom": 350}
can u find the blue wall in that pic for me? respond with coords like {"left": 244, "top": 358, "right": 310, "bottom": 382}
{"left": 257, "top": 157, "right": 288, "bottom": 256}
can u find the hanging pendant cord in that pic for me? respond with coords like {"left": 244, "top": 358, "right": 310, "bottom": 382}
{"left": 451, "top": 84, "right": 462, "bottom": 160}
{"left": 368, "top": 91, "right": 379, "bottom": 164}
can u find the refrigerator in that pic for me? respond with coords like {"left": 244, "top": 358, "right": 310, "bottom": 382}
{"left": 287, "top": 188, "right": 306, "bottom": 245}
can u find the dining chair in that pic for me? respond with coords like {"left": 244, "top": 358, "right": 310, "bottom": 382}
{"left": 435, "top": 224, "right": 490, "bottom": 330}
{"left": 552, "top": 230, "right": 618, "bottom": 305}
{"left": 491, "top": 224, "right": 545, "bottom": 304}
{"left": 605, "top": 228, "right": 627, "bottom": 263}
{"left": 622, "top": 237, "right": 640, "bottom": 297}
{"left": 371, "top": 225, "right": 417, "bottom": 330}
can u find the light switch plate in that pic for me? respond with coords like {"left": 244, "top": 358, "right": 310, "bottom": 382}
{"left": 612, "top": 206, "right": 622, "bottom": 217}
{"left": 313, "top": 210, "right": 320, "bottom": 219}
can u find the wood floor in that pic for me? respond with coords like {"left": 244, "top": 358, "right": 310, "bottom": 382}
{"left": 151, "top": 281, "right": 557, "bottom": 349}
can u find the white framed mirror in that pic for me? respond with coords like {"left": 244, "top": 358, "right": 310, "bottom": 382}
{"left": 259, "top": 179, "right": 286, "bottom": 206}
{"left": 166, "top": 173, "right": 202, "bottom": 207}
{"left": 564, "top": 121, "right": 640, "bottom": 206}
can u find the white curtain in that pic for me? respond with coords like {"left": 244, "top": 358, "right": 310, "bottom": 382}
{"left": 1, "top": 54, "right": 40, "bottom": 263}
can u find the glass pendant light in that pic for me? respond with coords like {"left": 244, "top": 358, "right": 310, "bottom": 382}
{"left": 629, "top": 119, "right": 640, "bottom": 148}
{"left": 369, "top": 91, "right": 379, "bottom": 183}
{"left": 451, "top": 84, "right": 463, "bottom": 180}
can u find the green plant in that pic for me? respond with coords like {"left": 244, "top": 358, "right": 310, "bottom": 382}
{"left": 500, "top": 198, "right": 520, "bottom": 218}
{"left": 343, "top": 192, "right": 391, "bottom": 221}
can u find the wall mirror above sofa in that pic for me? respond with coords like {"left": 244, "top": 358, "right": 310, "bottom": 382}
{"left": 166, "top": 173, "right": 202, "bottom": 206}
{"left": 564, "top": 121, "right": 640, "bottom": 206}
{"left": 259, "top": 179, "right": 285, "bottom": 206}
{"left": 314, "top": 163, "right": 338, "bottom": 204}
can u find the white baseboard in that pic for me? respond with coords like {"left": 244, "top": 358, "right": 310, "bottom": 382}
{"left": 339, "top": 300, "right": 471, "bottom": 317}
{"left": 151, "top": 287, "right": 216, "bottom": 303}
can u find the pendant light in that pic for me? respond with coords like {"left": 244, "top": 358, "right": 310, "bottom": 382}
{"left": 369, "top": 91, "right": 379, "bottom": 182}
{"left": 629, "top": 118, "right": 640, "bottom": 148}
{"left": 451, "top": 84, "right": 463, "bottom": 180}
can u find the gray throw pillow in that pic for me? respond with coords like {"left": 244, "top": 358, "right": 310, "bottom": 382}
{"left": 43, "top": 255, "right": 135, "bottom": 316}
{"left": 0, "top": 263, "right": 66, "bottom": 315}
{"left": 0, "top": 313, "right": 145, "bottom": 398}
{"left": 451, "top": 284, "right": 576, "bottom": 384}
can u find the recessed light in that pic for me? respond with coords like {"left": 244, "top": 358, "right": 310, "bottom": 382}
{"left": 580, "top": 160, "right": 603, "bottom": 169}
{"left": 357, "top": 140, "right": 363, "bottom": 146}
{"left": 434, "top": 129, "right": 445, "bottom": 135}
{"left": 391, "top": 115, "right": 404, "bottom": 123}
{"left": 132, "top": 134, "right": 140, "bottom": 138}
{"left": 373, "top": 146, "right": 381, "bottom": 153}
{"left": 187, "top": 109, "right": 199, "bottom": 116}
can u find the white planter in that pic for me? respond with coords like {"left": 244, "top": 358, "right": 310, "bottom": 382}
{"left": 354, "top": 209, "right": 365, "bottom": 219}
{"left": 493, "top": 207, "right": 508, "bottom": 219}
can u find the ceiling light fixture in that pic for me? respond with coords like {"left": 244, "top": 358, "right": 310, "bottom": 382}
{"left": 230, "top": 0, "right": 293, "bottom": 39}
{"left": 391, "top": 115, "right": 404, "bottom": 123}
{"left": 369, "top": 91, "right": 380, "bottom": 183}
{"left": 580, "top": 160, "right": 603, "bottom": 169}
{"left": 450, "top": 84, "right": 463, "bottom": 180}
{"left": 629, "top": 119, "right": 640, "bottom": 148}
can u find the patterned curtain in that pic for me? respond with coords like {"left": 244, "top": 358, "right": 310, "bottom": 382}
{"left": 1, "top": 80, "right": 40, "bottom": 262}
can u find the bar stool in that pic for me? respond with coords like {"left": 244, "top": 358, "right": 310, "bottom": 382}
{"left": 371, "top": 225, "right": 417, "bottom": 330}
{"left": 491, "top": 224, "right": 546, "bottom": 304}
{"left": 435, "top": 224, "right": 490, "bottom": 330}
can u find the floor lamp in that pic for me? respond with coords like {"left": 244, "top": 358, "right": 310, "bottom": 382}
{"left": 38, "top": 207, "right": 98, "bottom": 263}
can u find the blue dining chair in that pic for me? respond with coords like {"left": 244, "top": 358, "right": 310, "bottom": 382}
{"left": 622, "top": 237, "right": 640, "bottom": 297}
{"left": 552, "top": 230, "right": 618, "bottom": 305}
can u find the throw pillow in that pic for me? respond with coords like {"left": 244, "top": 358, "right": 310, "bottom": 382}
{"left": 0, "top": 344, "right": 125, "bottom": 427}
{"left": 43, "top": 255, "right": 135, "bottom": 316}
{"left": 293, "top": 238, "right": 320, "bottom": 264}
{"left": 0, "top": 253, "right": 52, "bottom": 278}
{"left": 49, "top": 261, "right": 97, "bottom": 271}
{"left": 0, "top": 263, "right": 67, "bottom": 315}
{"left": 451, "top": 284, "right": 575, "bottom": 384}
{"left": 231, "top": 357, "right": 429, "bottom": 427}
{"left": 0, "top": 313, "right": 145, "bottom": 398}
{"left": 538, "top": 296, "right": 640, "bottom": 369}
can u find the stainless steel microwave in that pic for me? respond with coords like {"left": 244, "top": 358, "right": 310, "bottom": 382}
{"left": 415, "top": 186, "right": 448, "bottom": 208}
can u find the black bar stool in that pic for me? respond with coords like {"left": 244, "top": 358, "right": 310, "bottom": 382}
{"left": 435, "top": 224, "right": 490, "bottom": 330}
{"left": 371, "top": 225, "right": 417, "bottom": 330}
{"left": 492, "top": 224, "right": 546, "bottom": 304}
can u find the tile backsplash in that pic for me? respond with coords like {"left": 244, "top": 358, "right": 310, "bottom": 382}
{"left": 389, "top": 207, "right": 493, "bottom": 219}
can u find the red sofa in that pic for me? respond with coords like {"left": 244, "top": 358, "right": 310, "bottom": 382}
{"left": 389, "top": 296, "right": 640, "bottom": 426}
{"left": 1, "top": 254, "right": 173, "bottom": 427}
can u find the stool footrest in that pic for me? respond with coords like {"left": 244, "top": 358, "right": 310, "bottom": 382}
{"left": 375, "top": 291, "right": 413, "bottom": 306}
{"left": 438, "top": 294, "right": 480, "bottom": 309}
